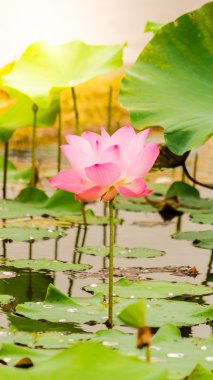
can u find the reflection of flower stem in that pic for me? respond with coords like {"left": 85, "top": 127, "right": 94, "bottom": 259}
{"left": 107, "top": 86, "right": 113, "bottom": 134}
{"left": 2, "top": 141, "right": 9, "bottom": 199}
{"left": 107, "top": 198, "right": 114, "bottom": 328}
{"left": 31, "top": 104, "right": 38, "bottom": 187}
{"left": 57, "top": 109, "right": 62, "bottom": 172}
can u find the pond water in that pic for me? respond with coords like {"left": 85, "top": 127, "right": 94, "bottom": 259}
{"left": 0, "top": 141, "right": 212, "bottom": 340}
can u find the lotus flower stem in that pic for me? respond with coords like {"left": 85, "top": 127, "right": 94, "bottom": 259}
{"left": 81, "top": 201, "right": 87, "bottom": 226}
{"left": 31, "top": 104, "right": 38, "bottom": 187}
{"left": 57, "top": 109, "right": 62, "bottom": 172}
{"left": 71, "top": 87, "right": 80, "bottom": 136}
{"left": 107, "top": 197, "right": 114, "bottom": 328}
{"left": 107, "top": 86, "right": 113, "bottom": 134}
{"left": 2, "top": 141, "right": 9, "bottom": 199}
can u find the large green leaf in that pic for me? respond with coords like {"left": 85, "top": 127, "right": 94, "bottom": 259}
{"left": 120, "top": 2, "right": 213, "bottom": 154}
{"left": 77, "top": 245, "right": 165, "bottom": 259}
{"left": 16, "top": 284, "right": 213, "bottom": 327}
{"left": 2, "top": 41, "right": 123, "bottom": 107}
{"left": 187, "top": 364, "right": 213, "bottom": 380}
{"left": 92, "top": 325, "right": 213, "bottom": 380}
{"left": 0, "top": 343, "right": 57, "bottom": 367}
{"left": 0, "top": 87, "right": 59, "bottom": 142}
{"left": 173, "top": 230, "right": 213, "bottom": 245}
{"left": 85, "top": 278, "right": 212, "bottom": 298}
{"left": 3, "top": 258, "right": 90, "bottom": 272}
{"left": 0, "top": 342, "right": 168, "bottom": 380}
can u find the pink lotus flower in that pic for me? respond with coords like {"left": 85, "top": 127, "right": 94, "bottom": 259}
{"left": 48, "top": 126, "right": 159, "bottom": 202}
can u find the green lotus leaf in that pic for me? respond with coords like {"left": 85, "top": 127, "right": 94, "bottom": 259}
{"left": 120, "top": 2, "right": 213, "bottom": 154}
{"left": 92, "top": 325, "right": 213, "bottom": 380}
{"left": 194, "top": 239, "right": 213, "bottom": 250}
{"left": 118, "top": 301, "right": 146, "bottom": 328}
{"left": 0, "top": 342, "right": 168, "bottom": 380}
{"left": 2, "top": 41, "right": 123, "bottom": 108}
{"left": 190, "top": 212, "right": 213, "bottom": 225}
{"left": 0, "top": 190, "right": 122, "bottom": 224}
{"left": 0, "top": 227, "right": 66, "bottom": 242}
{"left": 3, "top": 258, "right": 90, "bottom": 272}
{"left": 16, "top": 284, "right": 213, "bottom": 327}
{"left": 187, "top": 364, "right": 213, "bottom": 380}
{"left": 0, "top": 328, "right": 92, "bottom": 349}
{"left": 144, "top": 21, "right": 164, "bottom": 34}
{"left": 0, "top": 294, "right": 14, "bottom": 305}
{"left": 115, "top": 201, "right": 156, "bottom": 213}
{"left": 166, "top": 182, "right": 200, "bottom": 201}
{"left": 0, "top": 87, "right": 59, "bottom": 142}
{"left": 173, "top": 230, "right": 213, "bottom": 242}
{"left": 0, "top": 343, "right": 58, "bottom": 367}
{"left": 85, "top": 278, "right": 212, "bottom": 298}
{"left": 77, "top": 245, "right": 165, "bottom": 259}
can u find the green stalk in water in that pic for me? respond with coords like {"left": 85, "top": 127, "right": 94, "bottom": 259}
{"left": 107, "top": 86, "right": 113, "bottom": 134}
{"left": 107, "top": 198, "right": 114, "bottom": 328}
{"left": 31, "top": 104, "right": 38, "bottom": 187}
{"left": 2, "top": 141, "right": 9, "bottom": 199}
{"left": 57, "top": 108, "right": 62, "bottom": 172}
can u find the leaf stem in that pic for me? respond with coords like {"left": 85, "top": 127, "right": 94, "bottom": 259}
{"left": 2, "top": 141, "right": 9, "bottom": 199}
{"left": 107, "top": 198, "right": 114, "bottom": 328}
{"left": 31, "top": 104, "right": 38, "bottom": 187}
{"left": 146, "top": 345, "right": 151, "bottom": 363}
{"left": 57, "top": 108, "right": 62, "bottom": 172}
{"left": 71, "top": 87, "right": 80, "bottom": 136}
{"left": 107, "top": 86, "right": 113, "bottom": 134}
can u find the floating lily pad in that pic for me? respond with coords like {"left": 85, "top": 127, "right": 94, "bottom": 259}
{"left": 115, "top": 202, "right": 156, "bottom": 213}
{"left": 194, "top": 240, "right": 213, "bottom": 250}
{"left": 77, "top": 246, "right": 165, "bottom": 259}
{"left": 0, "top": 294, "right": 14, "bottom": 305}
{"left": 190, "top": 213, "right": 213, "bottom": 225}
{"left": 173, "top": 230, "right": 213, "bottom": 242}
{"left": 92, "top": 325, "right": 213, "bottom": 380}
{"left": 85, "top": 278, "right": 212, "bottom": 298}
{"left": 4, "top": 259, "right": 90, "bottom": 272}
{"left": 0, "top": 227, "right": 66, "bottom": 242}
{"left": 0, "top": 342, "right": 168, "bottom": 380}
{"left": 0, "top": 328, "right": 92, "bottom": 349}
{"left": 16, "top": 284, "right": 213, "bottom": 327}
{"left": 0, "top": 343, "right": 58, "bottom": 367}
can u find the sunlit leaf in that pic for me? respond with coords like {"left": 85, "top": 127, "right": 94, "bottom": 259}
{"left": 3, "top": 41, "right": 123, "bottom": 107}
{"left": 120, "top": 2, "right": 213, "bottom": 154}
